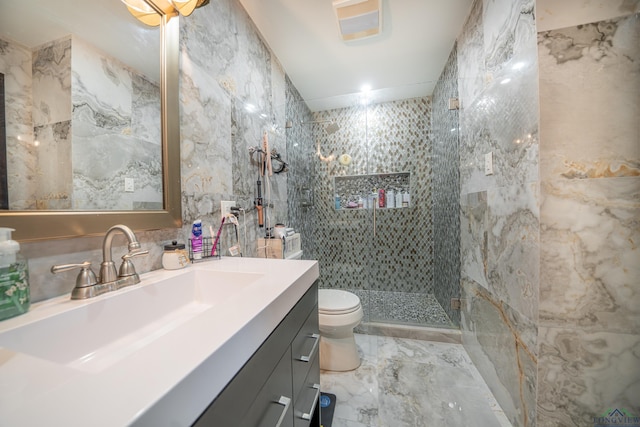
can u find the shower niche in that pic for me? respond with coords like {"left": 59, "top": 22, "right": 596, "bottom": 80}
{"left": 333, "top": 172, "right": 410, "bottom": 210}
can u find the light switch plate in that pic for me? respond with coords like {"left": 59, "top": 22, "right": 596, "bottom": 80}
{"left": 220, "top": 200, "right": 236, "bottom": 220}
{"left": 484, "top": 152, "right": 494, "bottom": 175}
{"left": 124, "top": 178, "right": 135, "bottom": 192}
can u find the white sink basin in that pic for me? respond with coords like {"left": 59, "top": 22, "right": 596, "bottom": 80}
{"left": 0, "top": 258, "right": 319, "bottom": 427}
{"left": 0, "top": 269, "right": 263, "bottom": 373}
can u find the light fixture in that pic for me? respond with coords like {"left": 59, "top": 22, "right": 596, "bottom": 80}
{"left": 332, "top": 0, "right": 382, "bottom": 41}
{"left": 170, "top": 0, "right": 210, "bottom": 17}
{"left": 121, "top": 0, "right": 169, "bottom": 26}
{"left": 122, "top": 0, "right": 209, "bottom": 26}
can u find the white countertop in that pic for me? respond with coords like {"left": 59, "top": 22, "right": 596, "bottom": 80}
{"left": 0, "top": 257, "right": 319, "bottom": 426}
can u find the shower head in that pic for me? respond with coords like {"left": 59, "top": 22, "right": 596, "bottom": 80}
{"left": 301, "top": 119, "right": 340, "bottom": 134}
{"left": 324, "top": 122, "right": 340, "bottom": 134}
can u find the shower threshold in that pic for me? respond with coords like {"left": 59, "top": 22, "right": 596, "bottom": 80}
{"left": 358, "top": 321, "right": 461, "bottom": 344}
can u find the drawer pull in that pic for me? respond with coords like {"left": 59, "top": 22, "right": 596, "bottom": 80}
{"left": 298, "top": 333, "right": 320, "bottom": 362}
{"left": 301, "top": 383, "right": 321, "bottom": 421}
{"left": 275, "top": 395, "right": 291, "bottom": 427}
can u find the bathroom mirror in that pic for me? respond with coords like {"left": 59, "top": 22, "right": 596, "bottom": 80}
{"left": 0, "top": 0, "right": 181, "bottom": 241}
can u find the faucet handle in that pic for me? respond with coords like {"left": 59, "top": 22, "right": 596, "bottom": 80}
{"left": 123, "top": 249, "right": 149, "bottom": 259}
{"left": 51, "top": 261, "right": 98, "bottom": 289}
{"left": 119, "top": 249, "right": 149, "bottom": 277}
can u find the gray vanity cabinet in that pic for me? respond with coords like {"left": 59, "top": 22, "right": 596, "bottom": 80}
{"left": 291, "top": 309, "right": 320, "bottom": 427}
{"left": 193, "top": 282, "right": 320, "bottom": 427}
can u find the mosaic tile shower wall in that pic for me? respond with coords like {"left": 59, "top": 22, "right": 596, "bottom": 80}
{"left": 285, "top": 79, "right": 316, "bottom": 260}
{"left": 307, "top": 98, "right": 441, "bottom": 325}
{"left": 431, "top": 44, "right": 461, "bottom": 327}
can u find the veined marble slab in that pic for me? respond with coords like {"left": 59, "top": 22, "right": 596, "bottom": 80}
{"left": 320, "top": 333, "right": 512, "bottom": 427}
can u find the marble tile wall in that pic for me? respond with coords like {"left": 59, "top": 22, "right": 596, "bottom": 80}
{"left": 32, "top": 38, "right": 71, "bottom": 128}
{"left": 537, "top": 12, "right": 640, "bottom": 426}
{"left": 0, "top": 37, "right": 37, "bottom": 210}
{"left": 1, "top": 34, "right": 163, "bottom": 211}
{"left": 431, "top": 44, "right": 462, "bottom": 326}
{"left": 32, "top": 38, "right": 72, "bottom": 210}
{"left": 179, "top": 0, "right": 288, "bottom": 258}
{"left": 22, "top": 0, "right": 287, "bottom": 301}
{"left": 71, "top": 36, "right": 162, "bottom": 211}
{"left": 0, "top": 72, "right": 4, "bottom": 208}
{"left": 456, "top": 0, "right": 540, "bottom": 426}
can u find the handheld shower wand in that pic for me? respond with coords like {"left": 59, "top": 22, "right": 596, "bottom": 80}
{"left": 255, "top": 178, "right": 264, "bottom": 228}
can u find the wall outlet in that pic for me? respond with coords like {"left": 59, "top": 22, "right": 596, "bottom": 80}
{"left": 220, "top": 200, "right": 236, "bottom": 220}
{"left": 124, "top": 178, "right": 135, "bottom": 192}
{"left": 484, "top": 152, "right": 494, "bottom": 176}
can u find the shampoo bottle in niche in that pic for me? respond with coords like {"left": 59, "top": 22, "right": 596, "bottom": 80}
{"left": 369, "top": 191, "right": 377, "bottom": 209}
{"left": 0, "top": 228, "right": 30, "bottom": 321}
{"left": 378, "top": 188, "right": 385, "bottom": 208}
{"left": 191, "top": 220, "right": 203, "bottom": 260}
{"left": 386, "top": 189, "right": 395, "bottom": 208}
{"left": 403, "top": 191, "right": 410, "bottom": 207}
{"left": 395, "top": 190, "right": 403, "bottom": 208}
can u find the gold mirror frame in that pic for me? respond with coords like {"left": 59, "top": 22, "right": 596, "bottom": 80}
{"left": 3, "top": 15, "right": 182, "bottom": 242}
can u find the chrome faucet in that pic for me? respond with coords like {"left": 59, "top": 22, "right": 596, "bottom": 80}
{"left": 51, "top": 224, "right": 148, "bottom": 299}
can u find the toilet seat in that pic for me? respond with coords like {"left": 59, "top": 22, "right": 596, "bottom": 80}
{"left": 319, "top": 289, "right": 361, "bottom": 315}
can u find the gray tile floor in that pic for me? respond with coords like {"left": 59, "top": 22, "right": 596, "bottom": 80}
{"left": 350, "top": 290, "right": 454, "bottom": 327}
{"left": 320, "top": 334, "right": 512, "bottom": 427}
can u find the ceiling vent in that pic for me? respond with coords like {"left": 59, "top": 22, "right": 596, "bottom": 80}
{"left": 332, "top": 0, "right": 381, "bottom": 41}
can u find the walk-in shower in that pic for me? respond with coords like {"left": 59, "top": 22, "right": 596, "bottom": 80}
{"left": 285, "top": 79, "right": 461, "bottom": 331}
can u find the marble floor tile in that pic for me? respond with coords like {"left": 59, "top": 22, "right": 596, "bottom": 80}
{"left": 321, "top": 334, "right": 512, "bottom": 427}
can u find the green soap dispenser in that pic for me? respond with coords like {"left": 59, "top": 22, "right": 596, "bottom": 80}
{"left": 0, "top": 228, "right": 30, "bottom": 321}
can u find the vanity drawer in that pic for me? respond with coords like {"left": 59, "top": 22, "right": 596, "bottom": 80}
{"left": 291, "top": 306, "right": 319, "bottom": 401}
{"left": 294, "top": 354, "right": 321, "bottom": 427}
{"left": 242, "top": 347, "right": 294, "bottom": 427}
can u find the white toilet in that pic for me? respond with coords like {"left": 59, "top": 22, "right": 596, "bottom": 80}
{"left": 318, "top": 289, "right": 363, "bottom": 372}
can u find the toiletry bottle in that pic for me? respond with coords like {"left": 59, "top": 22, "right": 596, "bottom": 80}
{"left": 0, "top": 228, "right": 30, "bottom": 321}
{"left": 387, "top": 188, "right": 395, "bottom": 208}
{"left": 378, "top": 188, "right": 385, "bottom": 208}
{"left": 357, "top": 196, "right": 364, "bottom": 209}
{"left": 191, "top": 220, "right": 203, "bottom": 260}
{"left": 403, "top": 191, "right": 410, "bottom": 207}
{"left": 395, "top": 190, "right": 403, "bottom": 208}
{"left": 334, "top": 194, "right": 341, "bottom": 210}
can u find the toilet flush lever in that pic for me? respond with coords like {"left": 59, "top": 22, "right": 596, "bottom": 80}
{"left": 298, "top": 333, "right": 320, "bottom": 362}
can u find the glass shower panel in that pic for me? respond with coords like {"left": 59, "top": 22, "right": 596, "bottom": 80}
{"left": 364, "top": 98, "right": 443, "bottom": 326}
{"left": 306, "top": 103, "right": 376, "bottom": 321}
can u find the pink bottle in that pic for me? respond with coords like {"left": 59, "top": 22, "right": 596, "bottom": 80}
{"left": 378, "top": 189, "right": 385, "bottom": 208}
